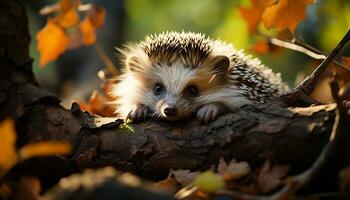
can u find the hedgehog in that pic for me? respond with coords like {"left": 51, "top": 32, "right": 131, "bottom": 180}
{"left": 112, "top": 31, "right": 289, "bottom": 124}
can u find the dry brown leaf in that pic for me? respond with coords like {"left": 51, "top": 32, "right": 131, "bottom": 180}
{"left": 217, "top": 158, "right": 251, "bottom": 180}
{"left": 262, "top": 0, "right": 316, "bottom": 32}
{"left": 36, "top": 20, "right": 69, "bottom": 67}
{"left": 79, "top": 18, "right": 96, "bottom": 45}
{"left": 19, "top": 141, "right": 71, "bottom": 160}
{"left": 257, "top": 160, "right": 290, "bottom": 193}
{"left": 154, "top": 176, "right": 180, "bottom": 194}
{"left": 0, "top": 119, "right": 18, "bottom": 175}
{"left": 171, "top": 169, "right": 199, "bottom": 186}
{"left": 77, "top": 90, "right": 116, "bottom": 117}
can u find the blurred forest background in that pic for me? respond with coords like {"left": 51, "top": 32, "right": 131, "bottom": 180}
{"left": 25, "top": 0, "right": 350, "bottom": 108}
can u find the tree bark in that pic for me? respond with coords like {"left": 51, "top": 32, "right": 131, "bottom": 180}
{"left": 0, "top": 0, "right": 343, "bottom": 192}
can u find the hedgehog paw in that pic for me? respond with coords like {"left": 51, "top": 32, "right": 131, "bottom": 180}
{"left": 127, "top": 104, "right": 150, "bottom": 122}
{"left": 196, "top": 103, "right": 225, "bottom": 124}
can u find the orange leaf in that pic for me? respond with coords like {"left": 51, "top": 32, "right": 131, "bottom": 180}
{"left": 239, "top": 0, "right": 276, "bottom": 34}
{"left": 252, "top": 40, "right": 270, "bottom": 54}
{"left": 0, "top": 118, "right": 18, "bottom": 175}
{"left": 58, "top": 9, "right": 79, "bottom": 28}
{"left": 88, "top": 6, "right": 106, "bottom": 28}
{"left": 19, "top": 141, "right": 71, "bottom": 160}
{"left": 79, "top": 18, "right": 96, "bottom": 45}
{"left": 60, "top": 0, "right": 80, "bottom": 13}
{"left": 36, "top": 20, "right": 69, "bottom": 67}
{"left": 262, "top": 0, "right": 316, "bottom": 32}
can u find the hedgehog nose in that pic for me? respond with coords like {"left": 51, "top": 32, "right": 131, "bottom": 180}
{"left": 164, "top": 106, "right": 178, "bottom": 116}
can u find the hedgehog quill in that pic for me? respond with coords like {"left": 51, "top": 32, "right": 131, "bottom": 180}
{"left": 112, "top": 32, "right": 289, "bottom": 124}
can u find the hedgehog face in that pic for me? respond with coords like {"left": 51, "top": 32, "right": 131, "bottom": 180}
{"left": 126, "top": 57, "right": 230, "bottom": 121}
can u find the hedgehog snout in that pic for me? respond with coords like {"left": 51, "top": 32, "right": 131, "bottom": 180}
{"left": 161, "top": 104, "right": 178, "bottom": 117}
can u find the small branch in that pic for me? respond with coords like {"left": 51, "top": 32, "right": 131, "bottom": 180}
{"left": 268, "top": 37, "right": 350, "bottom": 72}
{"left": 292, "top": 29, "right": 350, "bottom": 95}
{"left": 95, "top": 44, "right": 120, "bottom": 76}
{"left": 269, "top": 37, "right": 325, "bottom": 59}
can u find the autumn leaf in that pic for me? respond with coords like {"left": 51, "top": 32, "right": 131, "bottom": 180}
{"left": 19, "top": 141, "right": 71, "bottom": 160}
{"left": 87, "top": 5, "right": 106, "bottom": 28}
{"left": 217, "top": 158, "right": 251, "bottom": 180}
{"left": 58, "top": 9, "right": 79, "bottom": 28}
{"left": 59, "top": 0, "right": 80, "bottom": 13}
{"left": 239, "top": 0, "right": 276, "bottom": 34}
{"left": 79, "top": 18, "right": 96, "bottom": 45}
{"left": 171, "top": 169, "right": 199, "bottom": 186}
{"left": 262, "top": 0, "right": 316, "bottom": 32}
{"left": 77, "top": 90, "right": 116, "bottom": 117}
{"left": 193, "top": 170, "right": 224, "bottom": 192}
{"left": 36, "top": 20, "right": 69, "bottom": 67}
{"left": 257, "top": 160, "right": 290, "bottom": 193}
{"left": 0, "top": 119, "right": 18, "bottom": 175}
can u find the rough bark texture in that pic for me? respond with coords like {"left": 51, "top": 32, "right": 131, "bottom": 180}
{"left": 0, "top": 0, "right": 344, "bottom": 193}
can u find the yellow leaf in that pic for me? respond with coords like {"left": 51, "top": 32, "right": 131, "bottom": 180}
{"left": 19, "top": 141, "right": 71, "bottom": 160}
{"left": 0, "top": 119, "right": 19, "bottom": 175}
{"left": 262, "top": 0, "right": 316, "bottom": 32}
{"left": 193, "top": 170, "right": 224, "bottom": 192}
{"left": 79, "top": 18, "right": 96, "bottom": 45}
{"left": 58, "top": 9, "right": 79, "bottom": 28}
{"left": 36, "top": 20, "right": 69, "bottom": 67}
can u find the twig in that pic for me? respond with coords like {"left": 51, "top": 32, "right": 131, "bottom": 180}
{"left": 268, "top": 37, "right": 350, "bottom": 72}
{"left": 95, "top": 45, "right": 120, "bottom": 76}
{"left": 39, "top": 3, "right": 96, "bottom": 15}
{"left": 292, "top": 29, "right": 350, "bottom": 95}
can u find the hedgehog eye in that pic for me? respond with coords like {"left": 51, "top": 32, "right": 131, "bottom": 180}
{"left": 187, "top": 85, "right": 198, "bottom": 97}
{"left": 153, "top": 83, "right": 164, "bottom": 95}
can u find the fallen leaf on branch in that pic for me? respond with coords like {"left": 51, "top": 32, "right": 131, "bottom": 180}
{"left": 77, "top": 90, "right": 116, "bottom": 117}
{"left": 217, "top": 158, "right": 251, "bottom": 180}
{"left": 262, "top": 0, "right": 316, "bottom": 32}
{"left": 193, "top": 170, "right": 224, "bottom": 192}
{"left": 36, "top": 20, "right": 69, "bottom": 67}
{"left": 171, "top": 169, "right": 199, "bottom": 186}
{"left": 257, "top": 160, "right": 290, "bottom": 193}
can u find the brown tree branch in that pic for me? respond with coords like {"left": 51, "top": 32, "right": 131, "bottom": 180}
{"left": 292, "top": 29, "right": 350, "bottom": 95}
{"left": 267, "top": 37, "right": 350, "bottom": 72}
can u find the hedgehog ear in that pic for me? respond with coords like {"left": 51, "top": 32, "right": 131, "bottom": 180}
{"left": 211, "top": 55, "right": 230, "bottom": 74}
{"left": 126, "top": 55, "right": 142, "bottom": 72}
